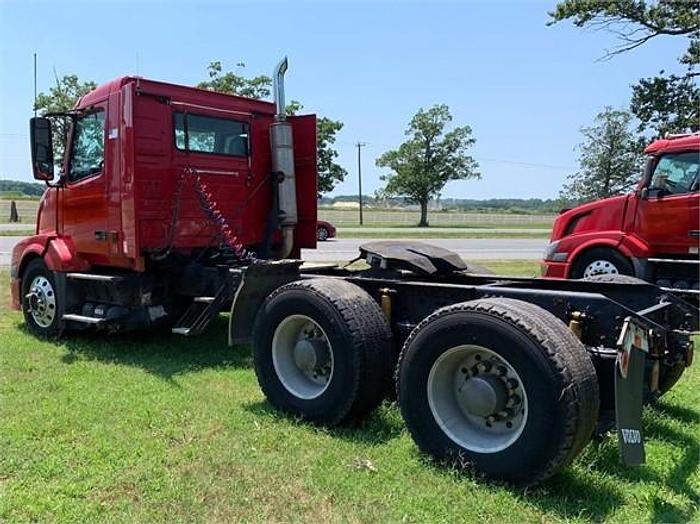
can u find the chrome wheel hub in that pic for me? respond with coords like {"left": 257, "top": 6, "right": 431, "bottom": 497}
{"left": 272, "top": 315, "right": 334, "bottom": 399}
{"left": 25, "top": 275, "right": 56, "bottom": 328}
{"left": 428, "top": 345, "right": 528, "bottom": 453}
{"left": 583, "top": 259, "right": 618, "bottom": 278}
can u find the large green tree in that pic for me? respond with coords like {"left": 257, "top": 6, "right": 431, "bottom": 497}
{"left": 34, "top": 74, "right": 97, "bottom": 165}
{"left": 376, "top": 104, "right": 479, "bottom": 227}
{"left": 549, "top": 0, "right": 699, "bottom": 136}
{"left": 561, "top": 107, "right": 643, "bottom": 202}
{"left": 198, "top": 61, "right": 347, "bottom": 194}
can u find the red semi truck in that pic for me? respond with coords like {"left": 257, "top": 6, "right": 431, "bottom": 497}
{"left": 542, "top": 134, "right": 700, "bottom": 295}
{"left": 10, "top": 60, "right": 698, "bottom": 486}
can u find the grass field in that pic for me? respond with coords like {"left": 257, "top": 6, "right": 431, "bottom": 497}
{"left": 1, "top": 262, "right": 698, "bottom": 523}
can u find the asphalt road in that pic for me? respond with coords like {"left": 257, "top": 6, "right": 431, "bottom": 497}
{"left": 0, "top": 236, "right": 547, "bottom": 268}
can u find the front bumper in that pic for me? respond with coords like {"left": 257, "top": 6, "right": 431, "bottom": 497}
{"left": 10, "top": 277, "right": 21, "bottom": 310}
{"left": 540, "top": 260, "right": 571, "bottom": 278}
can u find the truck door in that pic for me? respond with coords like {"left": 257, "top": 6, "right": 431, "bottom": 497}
{"left": 634, "top": 151, "right": 700, "bottom": 256}
{"left": 59, "top": 100, "right": 112, "bottom": 262}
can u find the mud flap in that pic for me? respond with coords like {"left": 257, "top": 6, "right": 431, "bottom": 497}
{"left": 614, "top": 317, "right": 649, "bottom": 465}
{"left": 228, "top": 260, "right": 303, "bottom": 346}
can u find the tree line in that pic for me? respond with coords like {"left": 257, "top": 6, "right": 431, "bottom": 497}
{"left": 31, "top": 1, "right": 697, "bottom": 226}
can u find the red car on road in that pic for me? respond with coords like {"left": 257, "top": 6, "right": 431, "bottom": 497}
{"left": 316, "top": 220, "right": 336, "bottom": 241}
{"left": 542, "top": 133, "right": 699, "bottom": 293}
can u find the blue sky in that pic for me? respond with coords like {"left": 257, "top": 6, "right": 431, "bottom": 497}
{"left": 0, "top": 0, "right": 686, "bottom": 198}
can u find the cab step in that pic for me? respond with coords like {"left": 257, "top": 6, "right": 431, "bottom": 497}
{"left": 62, "top": 313, "right": 106, "bottom": 324}
{"left": 171, "top": 275, "right": 241, "bottom": 336}
{"left": 66, "top": 273, "right": 125, "bottom": 282}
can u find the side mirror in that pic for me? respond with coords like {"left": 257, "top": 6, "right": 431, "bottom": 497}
{"left": 30, "top": 117, "right": 54, "bottom": 181}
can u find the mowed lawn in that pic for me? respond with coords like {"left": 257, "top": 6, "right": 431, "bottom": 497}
{"left": 1, "top": 263, "right": 698, "bottom": 523}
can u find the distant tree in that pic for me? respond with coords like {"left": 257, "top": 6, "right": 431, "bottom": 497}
{"left": 0, "top": 180, "right": 46, "bottom": 197}
{"left": 376, "top": 104, "right": 479, "bottom": 227}
{"left": 561, "top": 108, "right": 643, "bottom": 202}
{"left": 549, "top": 0, "right": 699, "bottom": 136}
{"left": 197, "top": 61, "right": 272, "bottom": 99}
{"left": 34, "top": 74, "right": 97, "bottom": 165}
{"left": 199, "top": 61, "right": 347, "bottom": 194}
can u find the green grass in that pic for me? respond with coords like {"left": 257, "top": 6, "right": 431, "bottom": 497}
{"left": 0, "top": 229, "right": 34, "bottom": 236}
{"left": 1, "top": 263, "right": 698, "bottom": 523}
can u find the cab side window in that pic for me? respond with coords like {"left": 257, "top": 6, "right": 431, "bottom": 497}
{"left": 68, "top": 110, "right": 106, "bottom": 182}
{"left": 650, "top": 152, "right": 699, "bottom": 196}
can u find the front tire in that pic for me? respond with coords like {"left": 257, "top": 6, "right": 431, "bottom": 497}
{"left": 571, "top": 247, "right": 634, "bottom": 279}
{"left": 21, "top": 258, "right": 61, "bottom": 338}
{"left": 397, "top": 298, "right": 599, "bottom": 486}
{"left": 252, "top": 278, "right": 393, "bottom": 425}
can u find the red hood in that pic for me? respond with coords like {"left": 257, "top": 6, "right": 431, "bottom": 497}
{"left": 550, "top": 194, "right": 631, "bottom": 241}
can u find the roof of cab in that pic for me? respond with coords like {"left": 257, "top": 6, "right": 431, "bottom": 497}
{"left": 644, "top": 133, "right": 700, "bottom": 155}
{"left": 76, "top": 76, "right": 275, "bottom": 114}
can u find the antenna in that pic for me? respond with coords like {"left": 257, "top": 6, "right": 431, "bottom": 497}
{"left": 33, "top": 53, "right": 37, "bottom": 117}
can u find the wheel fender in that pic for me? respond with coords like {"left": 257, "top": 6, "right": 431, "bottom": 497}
{"left": 568, "top": 237, "right": 635, "bottom": 277}
{"left": 11, "top": 235, "right": 51, "bottom": 279}
{"left": 617, "top": 234, "right": 652, "bottom": 259}
{"left": 43, "top": 237, "right": 90, "bottom": 273}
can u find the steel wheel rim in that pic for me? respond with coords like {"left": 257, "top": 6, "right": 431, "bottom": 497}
{"left": 272, "top": 314, "right": 334, "bottom": 399}
{"left": 427, "top": 345, "right": 528, "bottom": 453}
{"left": 583, "top": 259, "right": 619, "bottom": 278}
{"left": 26, "top": 275, "right": 57, "bottom": 328}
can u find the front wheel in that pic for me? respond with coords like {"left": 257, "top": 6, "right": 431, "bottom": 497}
{"left": 571, "top": 247, "right": 634, "bottom": 279}
{"left": 21, "top": 258, "right": 61, "bottom": 338}
{"left": 397, "top": 298, "right": 599, "bottom": 486}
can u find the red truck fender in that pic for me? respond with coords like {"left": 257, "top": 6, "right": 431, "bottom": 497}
{"left": 11, "top": 235, "right": 89, "bottom": 279}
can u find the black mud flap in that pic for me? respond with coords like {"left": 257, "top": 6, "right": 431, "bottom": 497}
{"left": 614, "top": 317, "right": 650, "bottom": 465}
{"left": 228, "top": 260, "right": 303, "bottom": 346}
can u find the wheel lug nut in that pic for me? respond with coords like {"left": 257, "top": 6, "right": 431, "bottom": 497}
{"left": 497, "top": 366, "right": 507, "bottom": 376}
{"left": 507, "top": 378, "right": 519, "bottom": 389}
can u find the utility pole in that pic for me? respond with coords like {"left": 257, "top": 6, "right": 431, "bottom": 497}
{"left": 356, "top": 142, "right": 366, "bottom": 225}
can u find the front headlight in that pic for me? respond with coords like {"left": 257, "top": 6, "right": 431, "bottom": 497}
{"left": 543, "top": 241, "right": 569, "bottom": 262}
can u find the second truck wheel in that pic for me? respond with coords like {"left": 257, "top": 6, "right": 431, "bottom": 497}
{"left": 397, "top": 297, "right": 599, "bottom": 486}
{"left": 252, "top": 278, "right": 393, "bottom": 425}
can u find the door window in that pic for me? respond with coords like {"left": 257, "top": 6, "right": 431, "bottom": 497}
{"left": 649, "top": 152, "right": 699, "bottom": 196}
{"left": 68, "top": 110, "right": 106, "bottom": 182}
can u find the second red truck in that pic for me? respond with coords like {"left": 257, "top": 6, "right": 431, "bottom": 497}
{"left": 542, "top": 133, "right": 700, "bottom": 295}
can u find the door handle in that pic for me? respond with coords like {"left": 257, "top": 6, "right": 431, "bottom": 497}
{"left": 689, "top": 230, "right": 700, "bottom": 238}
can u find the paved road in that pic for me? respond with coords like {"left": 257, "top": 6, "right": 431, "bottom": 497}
{"left": 0, "top": 223, "right": 35, "bottom": 232}
{"left": 338, "top": 227, "right": 550, "bottom": 234}
{"left": 0, "top": 236, "right": 547, "bottom": 267}
{"left": 303, "top": 238, "right": 546, "bottom": 262}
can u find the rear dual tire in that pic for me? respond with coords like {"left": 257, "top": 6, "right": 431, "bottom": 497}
{"left": 252, "top": 278, "right": 393, "bottom": 425}
{"left": 397, "top": 298, "right": 600, "bottom": 486}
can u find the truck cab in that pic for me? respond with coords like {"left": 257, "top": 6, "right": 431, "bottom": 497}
{"left": 542, "top": 134, "right": 700, "bottom": 294}
{"left": 11, "top": 61, "right": 318, "bottom": 336}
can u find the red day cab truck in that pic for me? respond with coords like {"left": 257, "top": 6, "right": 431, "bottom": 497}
{"left": 542, "top": 133, "right": 700, "bottom": 296}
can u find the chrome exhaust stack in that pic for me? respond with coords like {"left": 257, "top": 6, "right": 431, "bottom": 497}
{"left": 270, "top": 57, "right": 297, "bottom": 259}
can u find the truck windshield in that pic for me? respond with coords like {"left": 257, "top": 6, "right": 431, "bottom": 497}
{"left": 174, "top": 112, "right": 249, "bottom": 157}
{"left": 650, "top": 152, "right": 699, "bottom": 195}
